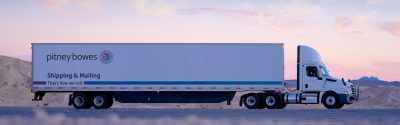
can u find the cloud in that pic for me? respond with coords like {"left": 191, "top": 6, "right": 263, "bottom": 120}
{"left": 275, "top": 2, "right": 321, "bottom": 17}
{"left": 367, "top": 0, "right": 386, "bottom": 5}
{"left": 334, "top": 12, "right": 377, "bottom": 37}
{"left": 39, "top": 0, "right": 104, "bottom": 18}
{"left": 378, "top": 21, "right": 400, "bottom": 36}
{"left": 179, "top": 7, "right": 313, "bottom": 34}
{"left": 366, "top": 0, "right": 400, "bottom": 5}
{"left": 335, "top": 12, "right": 400, "bottom": 37}
{"left": 124, "top": 0, "right": 180, "bottom": 16}
{"left": 334, "top": 17, "right": 353, "bottom": 36}
{"left": 39, "top": 0, "right": 180, "bottom": 17}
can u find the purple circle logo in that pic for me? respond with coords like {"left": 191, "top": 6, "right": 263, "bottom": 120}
{"left": 99, "top": 50, "right": 113, "bottom": 64}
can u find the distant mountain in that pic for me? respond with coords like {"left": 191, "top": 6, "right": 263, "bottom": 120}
{"left": 0, "top": 55, "right": 67, "bottom": 106}
{"left": 354, "top": 76, "right": 400, "bottom": 87}
{"left": 358, "top": 76, "right": 382, "bottom": 81}
{"left": 0, "top": 55, "right": 33, "bottom": 105}
{"left": 351, "top": 80, "right": 400, "bottom": 87}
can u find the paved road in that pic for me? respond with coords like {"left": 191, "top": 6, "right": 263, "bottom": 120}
{"left": 0, "top": 107, "right": 399, "bottom": 125}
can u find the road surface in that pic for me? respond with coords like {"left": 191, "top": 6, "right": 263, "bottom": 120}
{"left": 0, "top": 107, "right": 399, "bottom": 125}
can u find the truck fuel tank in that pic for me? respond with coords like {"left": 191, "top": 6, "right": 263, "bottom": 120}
{"left": 284, "top": 93, "right": 318, "bottom": 104}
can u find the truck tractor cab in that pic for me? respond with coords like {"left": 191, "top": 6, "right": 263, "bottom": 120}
{"left": 296, "top": 45, "right": 359, "bottom": 109}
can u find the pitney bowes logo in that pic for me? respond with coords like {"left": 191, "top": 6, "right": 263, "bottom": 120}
{"left": 99, "top": 50, "right": 113, "bottom": 64}
{"left": 46, "top": 50, "right": 113, "bottom": 64}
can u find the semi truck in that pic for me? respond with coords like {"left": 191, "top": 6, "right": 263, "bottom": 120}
{"left": 31, "top": 43, "right": 359, "bottom": 109}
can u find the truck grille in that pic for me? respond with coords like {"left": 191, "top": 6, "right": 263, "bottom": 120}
{"left": 350, "top": 85, "right": 356, "bottom": 94}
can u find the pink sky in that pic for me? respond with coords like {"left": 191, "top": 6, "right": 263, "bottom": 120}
{"left": 0, "top": 0, "right": 399, "bottom": 81}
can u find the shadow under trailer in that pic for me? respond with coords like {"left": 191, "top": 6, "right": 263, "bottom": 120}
{"left": 31, "top": 43, "right": 359, "bottom": 109}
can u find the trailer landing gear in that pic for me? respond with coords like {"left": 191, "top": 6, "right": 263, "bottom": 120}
{"left": 32, "top": 92, "right": 45, "bottom": 101}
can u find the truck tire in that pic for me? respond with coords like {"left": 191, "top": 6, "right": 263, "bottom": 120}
{"left": 105, "top": 95, "right": 114, "bottom": 109}
{"left": 276, "top": 94, "right": 286, "bottom": 109}
{"left": 322, "top": 92, "right": 341, "bottom": 109}
{"left": 72, "top": 93, "right": 92, "bottom": 109}
{"left": 92, "top": 93, "right": 112, "bottom": 109}
{"left": 243, "top": 93, "right": 260, "bottom": 109}
{"left": 262, "top": 93, "right": 280, "bottom": 109}
{"left": 256, "top": 93, "right": 266, "bottom": 109}
{"left": 336, "top": 103, "right": 344, "bottom": 109}
{"left": 276, "top": 103, "right": 287, "bottom": 109}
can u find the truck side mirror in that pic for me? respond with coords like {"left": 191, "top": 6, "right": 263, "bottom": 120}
{"left": 316, "top": 75, "right": 323, "bottom": 80}
{"left": 313, "top": 67, "right": 323, "bottom": 80}
{"left": 341, "top": 78, "right": 347, "bottom": 86}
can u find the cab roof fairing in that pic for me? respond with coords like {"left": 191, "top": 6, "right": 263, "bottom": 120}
{"left": 298, "top": 45, "right": 324, "bottom": 65}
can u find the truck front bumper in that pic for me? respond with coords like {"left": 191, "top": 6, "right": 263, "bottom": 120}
{"left": 340, "top": 85, "right": 360, "bottom": 104}
{"left": 352, "top": 85, "right": 360, "bottom": 103}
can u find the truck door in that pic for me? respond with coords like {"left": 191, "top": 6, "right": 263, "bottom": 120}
{"left": 302, "top": 65, "right": 325, "bottom": 91}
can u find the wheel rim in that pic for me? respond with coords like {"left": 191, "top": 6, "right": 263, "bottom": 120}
{"left": 266, "top": 96, "right": 276, "bottom": 106}
{"left": 74, "top": 96, "right": 85, "bottom": 106}
{"left": 326, "top": 96, "right": 336, "bottom": 106}
{"left": 93, "top": 96, "right": 104, "bottom": 107}
{"left": 246, "top": 96, "right": 256, "bottom": 106}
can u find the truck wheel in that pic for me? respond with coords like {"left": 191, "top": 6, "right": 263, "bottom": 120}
{"left": 105, "top": 94, "right": 114, "bottom": 109}
{"left": 336, "top": 103, "right": 344, "bottom": 109}
{"left": 92, "top": 93, "right": 111, "bottom": 109}
{"left": 256, "top": 94, "right": 266, "bottom": 109}
{"left": 72, "top": 93, "right": 92, "bottom": 109}
{"left": 276, "top": 94, "right": 286, "bottom": 109}
{"left": 322, "top": 92, "right": 340, "bottom": 109}
{"left": 262, "top": 93, "right": 280, "bottom": 109}
{"left": 243, "top": 93, "right": 260, "bottom": 109}
{"left": 276, "top": 103, "right": 287, "bottom": 109}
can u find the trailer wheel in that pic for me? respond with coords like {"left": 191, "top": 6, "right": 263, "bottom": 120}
{"left": 262, "top": 93, "right": 280, "bottom": 109}
{"left": 256, "top": 94, "right": 266, "bottom": 109}
{"left": 92, "top": 93, "right": 112, "bottom": 109}
{"left": 243, "top": 93, "right": 260, "bottom": 109}
{"left": 72, "top": 93, "right": 92, "bottom": 109}
{"left": 322, "top": 92, "right": 341, "bottom": 109}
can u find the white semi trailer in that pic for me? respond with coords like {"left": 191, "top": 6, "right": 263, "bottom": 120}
{"left": 31, "top": 43, "right": 359, "bottom": 109}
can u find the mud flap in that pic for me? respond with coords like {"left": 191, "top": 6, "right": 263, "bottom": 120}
{"left": 68, "top": 94, "right": 73, "bottom": 106}
{"left": 239, "top": 96, "right": 243, "bottom": 107}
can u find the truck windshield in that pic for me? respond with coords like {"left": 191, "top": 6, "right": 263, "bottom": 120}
{"left": 319, "top": 66, "right": 330, "bottom": 77}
